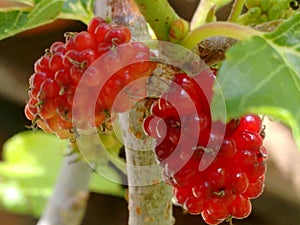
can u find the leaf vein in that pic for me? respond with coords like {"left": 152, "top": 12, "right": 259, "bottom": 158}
{"left": 263, "top": 38, "right": 300, "bottom": 98}
{"left": 28, "top": 0, "right": 64, "bottom": 25}
{"left": 12, "top": 11, "right": 23, "bottom": 30}
{"left": 239, "top": 65, "right": 286, "bottom": 109}
{"left": 269, "top": 22, "right": 299, "bottom": 42}
{"left": 231, "top": 40, "right": 269, "bottom": 67}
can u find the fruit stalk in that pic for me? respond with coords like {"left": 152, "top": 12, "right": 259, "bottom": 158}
{"left": 36, "top": 149, "right": 92, "bottom": 225}
{"left": 132, "top": 0, "right": 182, "bottom": 41}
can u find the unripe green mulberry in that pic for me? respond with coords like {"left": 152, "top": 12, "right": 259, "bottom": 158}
{"left": 267, "top": 4, "right": 285, "bottom": 20}
{"left": 238, "top": 7, "right": 262, "bottom": 25}
{"left": 257, "top": 14, "right": 269, "bottom": 23}
{"left": 260, "top": 0, "right": 273, "bottom": 12}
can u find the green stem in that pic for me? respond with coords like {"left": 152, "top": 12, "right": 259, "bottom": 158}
{"left": 190, "top": 0, "right": 216, "bottom": 29}
{"left": 228, "top": 216, "right": 234, "bottom": 225}
{"left": 133, "top": 0, "right": 180, "bottom": 40}
{"left": 228, "top": 0, "right": 245, "bottom": 22}
{"left": 179, "top": 22, "right": 262, "bottom": 50}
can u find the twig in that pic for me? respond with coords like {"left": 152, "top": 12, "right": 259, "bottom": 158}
{"left": 94, "top": 0, "right": 107, "bottom": 18}
{"left": 108, "top": 0, "right": 151, "bottom": 41}
{"left": 36, "top": 151, "right": 92, "bottom": 225}
{"left": 196, "top": 36, "right": 237, "bottom": 65}
{"left": 109, "top": 1, "right": 175, "bottom": 224}
{"left": 119, "top": 109, "right": 174, "bottom": 225}
{"left": 193, "top": 20, "right": 282, "bottom": 65}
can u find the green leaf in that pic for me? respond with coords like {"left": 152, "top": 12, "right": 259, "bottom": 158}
{"left": 33, "top": 0, "right": 44, "bottom": 4}
{"left": 60, "top": 0, "right": 94, "bottom": 24}
{"left": 0, "top": 0, "right": 94, "bottom": 41}
{"left": 15, "top": 0, "right": 35, "bottom": 5}
{"left": 0, "top": 0, "right": 63, "bottom": 41}
{"left": 0, "top": 130, "right": 124, "bottom": 217}
{"left": 1, "top": 131, "right": 67, "bottom": 173}
{"left": 0, "top": 181, "right": 47, "bottom": 216}
{"left": 89, "top": 170, "right": 125, "bottom": 198}
{"left": 0, "top": 131, "right": 66, "bottom": 216}
{"left": 212, "top": 13, "right": 300, "bottom": 148}
{"left": 26, "top": 0, "right": 65, "bottom": 28}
